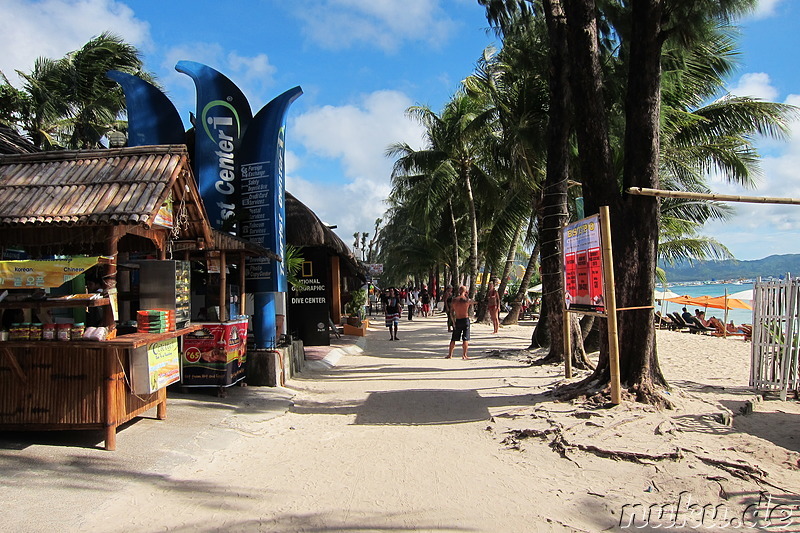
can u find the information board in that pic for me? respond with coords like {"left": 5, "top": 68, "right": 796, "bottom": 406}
{"left": 563, "top": 215, "right": 605, "bottom": 313}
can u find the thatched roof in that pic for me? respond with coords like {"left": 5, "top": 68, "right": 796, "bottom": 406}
{"left": 286, "top": 191, "right": 365, "bottom": 279}
{"left": 0, "top": 145, "right": 215, "bottom": 255}
{"left": 0, "top": 123, "right": 38, "bottom": 155}
{"left": 0, "top": 144, "right": 206, "bottom": 233}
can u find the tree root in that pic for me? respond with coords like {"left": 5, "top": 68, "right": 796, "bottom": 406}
{"left": 552, "top": 376, "right": 674, "bottom": 409}
{"left": 503, "top": 418, "right": 682, "bottom": 463}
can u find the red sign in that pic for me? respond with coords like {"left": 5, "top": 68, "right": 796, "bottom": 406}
{"left": 563, "top": 215, "right": 605, "bottom": 313}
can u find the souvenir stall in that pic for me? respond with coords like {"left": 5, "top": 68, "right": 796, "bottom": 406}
{"left": 171, "top": 231, "right": 277, "bottom": 392}
{"left": 0, "top": 145, "right": 213, "bottom": 450}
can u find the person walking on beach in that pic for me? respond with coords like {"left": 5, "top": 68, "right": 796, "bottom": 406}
{"left": 447, "top": 285, "right": 475, "bottom": 360}
{"left": 383, "top": 288, "right": 402, "bottom": 340}
{"left": 486, "top": 280, "right": 500, "bottom": 334}
{"left": 406, "top": 286, "right": 417, "bottom": 321}
{"left": 419, "top": 284, "right": 431, "bottom": 317}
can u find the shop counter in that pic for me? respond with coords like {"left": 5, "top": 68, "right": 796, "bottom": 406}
{"left": 0, "top": 325, "right": 201, "bottom": 450}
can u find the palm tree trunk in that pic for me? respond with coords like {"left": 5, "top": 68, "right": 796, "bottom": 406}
{"left": 530, "top": 0, "right": 572, "bottom": 361}
{"left": 615, "top": 0, "right": 667, "bottom": 396}
{"left": 448, "top": 199, "right": 460, "bottom": 289}
{"left": 561, "top": 0, "right": 669, "bottom": 405}
{"left": 463, "top": 165, "right": 480, "bottom": 300}
{"left": 497, "top": 218, "right": 526, "bottom": 311}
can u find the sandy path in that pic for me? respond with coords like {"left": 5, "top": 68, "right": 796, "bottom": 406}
{"left": 71, "top": 315, "right": 584, "bottom": 532}
{"left": 2, "top": 312, "right": 799, "bottom": 532}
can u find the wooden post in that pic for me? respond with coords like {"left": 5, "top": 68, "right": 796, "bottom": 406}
{"left": 330, "top": 255, "right": 342, "bottom": 324}
{"left": 239, "top": 252, "right": 246, "bottom": 318}
{"left": 103, "top": 348, "right": 118, "bottom": 451}
{"left": 104, "top": 227, "right": 122, "bottom": 333}
{"left": 219, "top": 251, "right": 227, "bottom": 322}
{"left": 599, "top": 206, "right": 621, "bottom": 404}
{"left": 156, "top": 388, "right": 167, "bottom": 420}
{"left": 563, "top": 310, "right": 572, "bottom": 378}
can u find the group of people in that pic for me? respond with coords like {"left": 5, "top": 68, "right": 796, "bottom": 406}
{"left": 380, "top": 284, "right": 433, "bottom": 341}
{"left": 681, "top": 306, "right": 750, "bottom": 335}
{"left": 382, "top": 279, "right": 503, "bottom": 360}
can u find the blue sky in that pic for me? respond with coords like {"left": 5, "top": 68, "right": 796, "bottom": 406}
{"left": 1, "top": 0, "right": 798, "bottom": 262}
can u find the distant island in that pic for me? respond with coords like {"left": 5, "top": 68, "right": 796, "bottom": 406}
{"left": 659, "top": 254, "right": 800, "bottom": 282}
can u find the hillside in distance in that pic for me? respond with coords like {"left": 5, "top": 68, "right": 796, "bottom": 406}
{"left": 660, "top": 254, "right": 800, "bottom": 282}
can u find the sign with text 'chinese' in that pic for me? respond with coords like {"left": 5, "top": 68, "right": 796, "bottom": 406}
{"left": 0, "top": 256, "right": 103, "bottom": 289}
{"left": 563, "top": 215, "right": 605, "bottom": 313}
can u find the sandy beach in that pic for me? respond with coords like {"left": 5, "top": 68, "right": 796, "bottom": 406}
{"left": 1, "top": 312, "right": 798, "bottom": 532}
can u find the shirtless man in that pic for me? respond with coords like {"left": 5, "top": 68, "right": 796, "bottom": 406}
{"left": 447, "top": 285, "right": 475, "bottom": 360}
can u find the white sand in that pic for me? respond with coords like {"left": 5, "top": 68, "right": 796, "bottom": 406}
{"left": 2, "top": 314, "right": 798, "bottom": 532}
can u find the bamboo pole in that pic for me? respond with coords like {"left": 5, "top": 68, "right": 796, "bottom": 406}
{"left": 627, "top": 187, "right": 800, "bottom": 205}
{"left": 563, "top": 310, "right": 572, "bottom": 379}
{"left": 239, "top": 252, "right": 246, "bottom": 318}
{"left": 599, "top": 206, "right": 621, "bottom": 405}
{"left": 219, "top": 251, "right": 227, "bottom": 322}
{"left": 561, "top": 223, "right": 572, "bottom": 379}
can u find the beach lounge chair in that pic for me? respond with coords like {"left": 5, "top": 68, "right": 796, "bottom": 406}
{"left": 708, "top": 318, "right": 751, "bottom": 340}
{"left": 654, "top": 311, "right": 678, "bottom": 330}
{"left": 670, "top": 312, "right": 707, "bottom": 334}
{"left": 669, "top": 312, "right": 692, "bottom": 331}
{"left": 686, "top": 316, "right": 715, "bottom": 334}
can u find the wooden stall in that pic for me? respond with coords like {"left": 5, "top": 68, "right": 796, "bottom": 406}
{"left": 0, "top": 145, "right": 214, "bottom": 449}
{"left": 0, "top": 327, "right": 198, "bottom": 450}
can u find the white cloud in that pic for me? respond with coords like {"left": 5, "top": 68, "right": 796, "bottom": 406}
{"left": 289, "top": 89, "right": 426, "bottom": 240}
{"left": 703, "top": 80, "right": 800, "bottom": 259}
{"left": 752, "top": 0, "right": 785, "bottom": 19}
{"left": 727, "top": 72, "right": 779, "bottom": 101}
{"left": 0, "top": 0, "right": 151, "bottom": 87}
{"left": 159, "top": 43, "right": 277, "bottom": 117}
{"left": 286, "top": 0, "right": 456, "bottom": 52}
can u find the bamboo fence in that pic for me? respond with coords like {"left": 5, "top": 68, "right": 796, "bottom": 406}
{"left": 750, "top": 278, "right": 800, "bottom": 400}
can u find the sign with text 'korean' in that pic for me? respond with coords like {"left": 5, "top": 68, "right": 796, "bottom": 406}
{"left": 563, "top": 215, "right": 605, "bottom": 313}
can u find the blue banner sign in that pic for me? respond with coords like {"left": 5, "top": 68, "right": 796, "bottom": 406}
{"left": 105, "top": 71, "right": 185, "bottom": 146}
{"left": 175, "top": 61, "right": 253, "bottom": 231}
{"left": 239, "top": 87, "right": 303, "bottom": 293}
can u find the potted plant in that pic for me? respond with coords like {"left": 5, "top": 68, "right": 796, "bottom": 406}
{"left": 345, "top": 289, "right": 367, "bottom": 327}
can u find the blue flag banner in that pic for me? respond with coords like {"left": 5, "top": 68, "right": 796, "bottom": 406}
{"left": 175, "top": 61, "right": 253, "bottom": 231}
{"left": 106, "top": 70, "right": 185, "bottom": 146}
{"left": 239, "top": 86, "right": 303, "bottom": 293}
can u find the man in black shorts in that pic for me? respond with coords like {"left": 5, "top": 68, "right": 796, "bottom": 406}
{"left": 447, "top": 285, "right": 475, "bottom": 360}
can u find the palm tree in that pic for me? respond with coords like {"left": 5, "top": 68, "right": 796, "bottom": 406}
{"left": 387, "top": 92, "right": 495, "bottom": 298}
{"left": 2, "top": 32, "right": 148, "bottom": 149}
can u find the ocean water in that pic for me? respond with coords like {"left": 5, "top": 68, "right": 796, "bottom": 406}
{"left": 656, "top": 282, "right": 754, "bottom": 326}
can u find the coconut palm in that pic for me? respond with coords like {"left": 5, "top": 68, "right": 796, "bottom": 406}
{"left": 387, "top": 92, "right": 496, "bottom": 298}
{"left": 1, "top": 32, "right": 148, "bottom": 150}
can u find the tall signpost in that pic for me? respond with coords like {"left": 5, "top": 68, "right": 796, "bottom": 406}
{"left": 562, "top": 208, "right": 621, "bottom": 404}
{"left": 240, "top": 87, "right": 303, "bottom": 348}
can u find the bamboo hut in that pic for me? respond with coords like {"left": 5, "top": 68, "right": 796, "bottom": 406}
{"left": 0, "top": 145, "right": 274, "bottom": 449}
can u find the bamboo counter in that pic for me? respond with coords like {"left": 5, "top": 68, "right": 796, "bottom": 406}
{"left": 0, "top": 325, "right": 200, "bottom": 450}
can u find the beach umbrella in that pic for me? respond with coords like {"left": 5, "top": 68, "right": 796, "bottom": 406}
{"left": 728, "top": 289, "right": 753, "bottom": 302}
{"left": 528, "top": 284, "right": 543, "bottom": 293}
{"left": 665, "top": 294, "right": 714, "bottom": 307}
{"left": 705, "top": 295, "right": 752, "bottom": 311}
{"left": 654, "top": 289, "right": 680, "bottom": 300}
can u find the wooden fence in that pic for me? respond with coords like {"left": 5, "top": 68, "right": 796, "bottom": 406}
{"left": 750, "top": 278, "right": 800, "bottom": 400}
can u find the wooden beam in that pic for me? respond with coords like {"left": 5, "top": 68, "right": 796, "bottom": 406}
{"left": 627, "top": 187, "right": 800, "bottom": 205}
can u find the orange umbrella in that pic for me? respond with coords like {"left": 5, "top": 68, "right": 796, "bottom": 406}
{"left": 705, "top": 295, "right": 752, "bottom": 311}
{"left": 665, "top": 294, "right": 714, "bottom": 307}
{"left": 666, "top": 294, "right": 752, "bottom": 311}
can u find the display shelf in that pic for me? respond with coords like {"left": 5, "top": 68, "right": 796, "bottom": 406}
{"left": 0, "top": 297, "right": 110, "bottom": 309}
